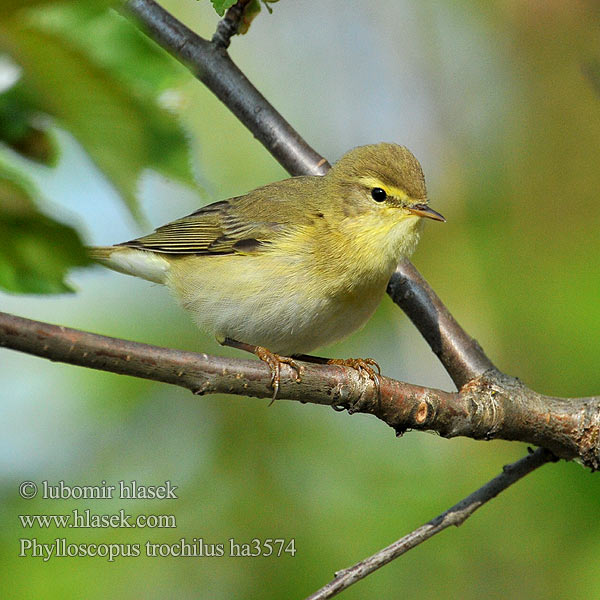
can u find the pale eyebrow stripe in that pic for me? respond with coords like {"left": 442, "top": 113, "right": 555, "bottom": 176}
{"left": 358, "top": 176, "right": 409, "bottom": 200}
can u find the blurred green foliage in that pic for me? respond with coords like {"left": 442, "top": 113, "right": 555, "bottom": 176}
{"left": 0, "top": 174, "right": 89, "bottom": 292}
{"left": 0, "top": 84, "right": 57, "bottom": 165}
{"left": 0, "top": 1, "right": 599, "bottom": 599}
{"left": 0, "top": 0, "right": 195, "bottom": 292}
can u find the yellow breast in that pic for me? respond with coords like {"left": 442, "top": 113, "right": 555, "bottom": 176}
{"left": 166, "top": 208, "right": 422, "bottom": 355}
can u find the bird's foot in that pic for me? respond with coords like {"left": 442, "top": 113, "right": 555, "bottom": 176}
{"left": 218, "top": 337, "right": 304, "bottom": 403}
{"left": 254, "top": 346, "right": 304, "bottom": 403}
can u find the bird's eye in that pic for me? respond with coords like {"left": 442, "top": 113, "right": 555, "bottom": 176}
{"left": 371, "top": 187, "right": 387, "bottom": 202}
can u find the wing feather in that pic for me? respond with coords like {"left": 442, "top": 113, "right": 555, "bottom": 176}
{"left": 117, "top": 177, "right": 322, "bottom": 256}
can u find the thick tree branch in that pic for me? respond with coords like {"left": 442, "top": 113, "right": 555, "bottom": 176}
{"left": 1, "top": 311, "right": 598, "bottom": 468}
{"left": 2, "top": 0, "right": 598, "bottom": 466}
{"left": 306, "top": 447, "right": 556, "bottom": 600}
{"left": 122, "top": 0, "right": 485, "bottom": 388}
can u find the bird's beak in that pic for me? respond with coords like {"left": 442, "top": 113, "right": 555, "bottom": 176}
{"left": 407, "top": 203, "right": 446, "bottom": 222}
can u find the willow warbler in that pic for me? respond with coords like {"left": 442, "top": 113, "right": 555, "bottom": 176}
{"left": 89, "top": 143, "right": 444, "bottom": 396}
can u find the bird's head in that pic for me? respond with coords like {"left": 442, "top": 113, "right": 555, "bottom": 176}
{"left": 326, "top": 142, "right": 445, "bottom": 224}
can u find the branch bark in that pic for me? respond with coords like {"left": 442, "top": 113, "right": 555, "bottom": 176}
{"left": 0, "top": 0, "right": 597, "bottom": 464}
{"left": 306, "top": 447, "right": 556, "bottom": 600}
{"left": 2, "top": 311, "right": 598, "bottom": 467}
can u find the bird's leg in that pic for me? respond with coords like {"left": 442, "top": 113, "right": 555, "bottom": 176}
{"left": 220, "top": 337, "right": 304, "bottom": 402}
{"left": 294, "top": 354, "right": 382, "bottom": 408}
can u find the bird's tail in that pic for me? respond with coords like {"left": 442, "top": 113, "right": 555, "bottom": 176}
{"left": 87, "top": 246, "right": 114, "bottom": 261}
{"left": 87, "top": 245, "right": 169, "bottom": 285}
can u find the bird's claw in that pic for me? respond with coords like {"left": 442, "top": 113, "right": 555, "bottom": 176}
{"left": 254, "top": 346, "right": 304, "bottom": 404}
{"left": 327, "top": 357, "right": 382, "bottom": 409}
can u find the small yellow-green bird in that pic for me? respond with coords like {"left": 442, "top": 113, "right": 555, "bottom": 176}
{"left": 90, "top": 143, "right": 444, "bottom": 396}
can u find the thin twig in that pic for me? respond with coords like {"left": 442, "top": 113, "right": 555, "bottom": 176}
{"left": 306, "top": 447, "right": 557, "bottom": 600}
{"left": 122, "top": 0, "right": 492, "bottom": 387}
{"left": 212, "top": 0, "right": 253, "bottom": 49}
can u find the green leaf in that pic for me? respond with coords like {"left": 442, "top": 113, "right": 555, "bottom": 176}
{"left": 1, "top": 5, "right": 196, "bottom": 219}
{"left": 209, "top": 0, "right": 237, "bottom": 17}
{"left": 0, "top": 83, "right": 57, "bottom": 165}
{"left": 0, "top": 172, "right": 90, "bottom": 294}
{"left": 28, "top": 4, "right": 195, "bottom": 185}
{"left": 27, "top": 3, "right": 187, "bottom": 97}
{"left": 206, "top": 0, "right": 279, "bottom": 33}
{"left": 238, "top": 0, "right": 261, "bottom": 35}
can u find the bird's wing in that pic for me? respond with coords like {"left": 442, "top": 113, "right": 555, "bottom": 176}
{"left": 118, "top": 178, "right": 319, "bottom": 256}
